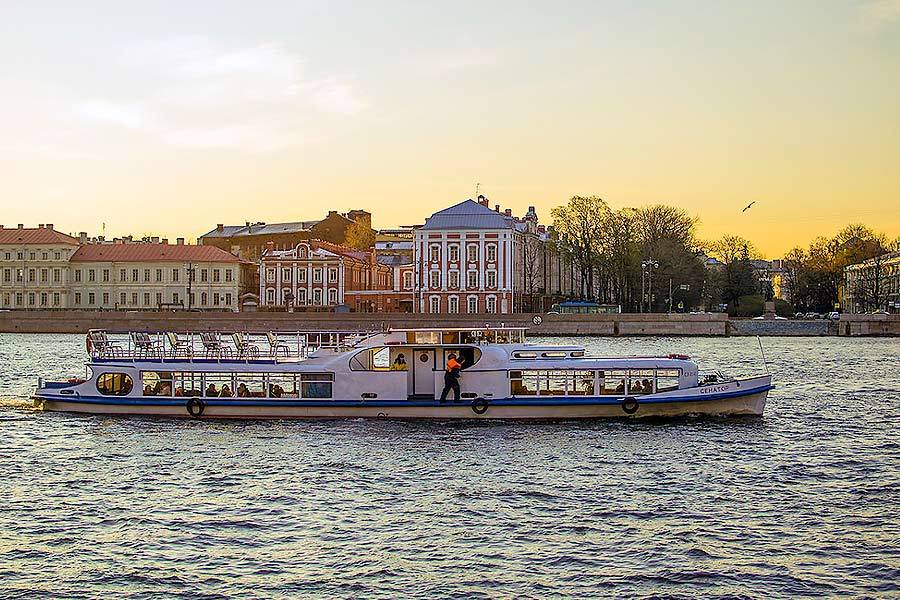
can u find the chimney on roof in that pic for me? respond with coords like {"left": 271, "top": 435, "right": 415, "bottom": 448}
{"left": 504, "top": 209, "right": 512, "bottom": 217}
{"left": 477, "top": 194, "right": 488, "bottom": 207}
{"left": 216, "top": 224, "right": 224, "bottom": 232}
{"left": 79, "top": 232, "right": 88, "bottom": 243}
{"left": 494, "top": 204, "right": 500, "bottom": 212}
{"left": 151, "top": 236, "right": 159, "bottom": 244}
{"left": 18, "top": 224, "right": 24, "bottom": 229}
{"left": 176, "top": 237, "right": 184, "bottom": 245}
{"left": 161, "top": 238, "right": 168, "bottom": 245}
{"left": 38, "top": 224, "right": 44, "bottom": 229}
{"left": 47, "top": 224, "right": 54, "bottom": 230}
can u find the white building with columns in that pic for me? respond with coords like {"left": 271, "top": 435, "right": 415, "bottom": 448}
{"left": 414, "top": 198, "right": 520, "bottom": 314}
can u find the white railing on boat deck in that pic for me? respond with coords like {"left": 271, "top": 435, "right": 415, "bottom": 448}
{"left": 86, "top": 329, "right": 379, "bottom": 363}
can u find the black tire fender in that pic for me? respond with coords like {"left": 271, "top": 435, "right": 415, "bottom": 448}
{"left": 621, "top": 396, "right": 639, "bottom": 415}
{"left": 186, "top": 398, "right": 205, "bottom": 417}
{"left": 471, "top": 397, "right": 489, "bottom": 415}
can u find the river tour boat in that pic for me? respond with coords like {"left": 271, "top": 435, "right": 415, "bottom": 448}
{"left": 33, "top": 327, "right": 773, "bottom": 419}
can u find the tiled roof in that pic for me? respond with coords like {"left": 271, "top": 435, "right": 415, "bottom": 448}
{"left": 71, "top": 243, "right": 241, "bottom": 263}
{"left": 420, "top": 199, "right": 515, "bottom": 230}
{"left": 0, "top": 227, "right": 79, "bottom": 245}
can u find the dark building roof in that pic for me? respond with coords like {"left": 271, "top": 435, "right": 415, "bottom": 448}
{"left": 200, "top": 220, "right": 322, "bottom": 239}
{"left": 420, "top": 199, "right": 515, "bottom": 231}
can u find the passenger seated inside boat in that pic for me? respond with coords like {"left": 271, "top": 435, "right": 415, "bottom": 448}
{"left": 206, "top": 383, "right": 218, "bottom": 396}
{"left": 220, "top": 384, "right": 232, "bottom": 397}
{"left": 615, "top": 380, "right": 625, "bottom": 393}
{"left": 269, "top": 384, "right": 284, "bottom": 398}
{"left": 237, "top": 383, "right": 249, "bottom": 397}
{"left": 174, "top": 387, "right": 184, "bottom": 397}
{"left": 642, "top": 379, "right": 653, "bottom": 393}
{"left": 144, "top": 385, "right": 154, "bottom": 396}
{"left": 391, "top": 353, "right": 408, "bottom": 371}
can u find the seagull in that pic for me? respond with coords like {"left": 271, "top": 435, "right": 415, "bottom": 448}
{"left": 742, "top": 201, "right": 756, "bottom": 213}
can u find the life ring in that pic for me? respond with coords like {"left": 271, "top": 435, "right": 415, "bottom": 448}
{"left": 186, "top": 398, "right": 205, "bottom": 417}
{"left": 621, "top": 397, "right": 639, "bottom": 415}
{"left": 471, "top": 397, "right": 489, "bottom": 415}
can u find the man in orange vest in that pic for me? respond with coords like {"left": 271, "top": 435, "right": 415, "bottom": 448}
{"left": 439, "top": 353, "right": 465, "bottom": 403}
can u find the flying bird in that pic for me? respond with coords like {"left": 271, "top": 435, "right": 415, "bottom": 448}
{"left": 742, "top": 201, "right": 756, "bottom": 213}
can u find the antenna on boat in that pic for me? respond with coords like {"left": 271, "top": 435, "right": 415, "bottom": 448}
{"left": 757, "top": 336, "right": 769, "bottom": 375}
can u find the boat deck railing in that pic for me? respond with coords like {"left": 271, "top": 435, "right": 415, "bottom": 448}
{"left": 86, "top": 329, "right": 379, "bottom": 363}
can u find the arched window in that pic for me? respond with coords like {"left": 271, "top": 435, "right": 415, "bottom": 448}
{"left": 96, "top": 372, "right": 133, "bottom": 396}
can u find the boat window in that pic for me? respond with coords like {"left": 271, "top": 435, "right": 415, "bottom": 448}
{"left": 509, "top": 370, "right": 539, "bottom": 396}
{"left": 545, "top": 371, "right": 568, "bottom": 395}
{"left": 442, "top": 347, "right": 481, "bottom": 370}
{"left": 234, "top": 373, "right": 266, "bottom": 398}
{"left": 301, "top": 373, "right": 333, "bottom": 399}
{"left": 389, "top": 348, "right": 409, "bottom": 371}
{"left": 601, "top": 370, "right": 627, "bottom": 395}
{"left": 142, "top": 371, "right": 173, "bottom": 396}
{"left": 513, "top": 351, "right": 537, "bottom": 359}
{"left": 628, "top": 369, "right": 656, "bottom": 395}
{"left": 656, "top": 369, "right": 681, "bottom": 393}
{"left": 569, "top": 371, "right": 595, "bottom": 395}
{"left": 172, "top": 372, "right": 202, "bottom": 397}
{"left": 96, "top": 372, "right": 133, "bottom": 396}
{"left": 542, "top": 352, "right": 568, "bottom": 359}
{"left": 268, "top": 374, "right": 300, "bottom": 398}
{"left": 412, "top": 331, "right": 440, "bottom": 344}
{"left": 350, "top": 347, "right": 396, "bottom": 371}
{"left": 203, "top": 373, "right": 235, "bottom": 397}
{"left": 570, "top": 351, "right": 584, "bottom": 358}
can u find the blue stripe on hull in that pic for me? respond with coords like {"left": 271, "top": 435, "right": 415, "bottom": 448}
{"left": 36, "top": 384, "right": 773, "bottom": 408}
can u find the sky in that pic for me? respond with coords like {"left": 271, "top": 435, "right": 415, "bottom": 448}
{"left": 1, "top": 0, "right": 899, "bottom": 257}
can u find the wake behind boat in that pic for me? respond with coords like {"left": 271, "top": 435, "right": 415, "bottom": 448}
{"left": 33, "top": 327, "right": 773, "bottom": 419}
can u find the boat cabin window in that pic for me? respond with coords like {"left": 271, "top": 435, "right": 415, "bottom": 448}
{"left": 173, "top": 372, "right": 203, "bottom": 397}
{"left": 142, "top": 371, "right": 174, "bottom": 396}
{"left": 509, "top": 370, "right": 595, "bottom": 396}
{"left": 442, "top": 348, "right": 480, "bottom": 370}
{"left": 234, "top": 373, "right": 266, "bottom": 398}
{"left": 601, "top": 370, "right": 627, "bottom": 395}
{"left": 628, "top": 370, "right": 656, "bottom": 395}
{"left": 300, "top": 373, "right": 333, "bottom": 399}
{"left": 97, "top": 372, "right": 133, "bottom": 396}
{"left": 204, "top": 373, "right": 235, "bottom": 397}
{"left": 268, "top": 374, "right": 300, "bottom": 398}
{"left": 350, "top": 347, "right": 402, "bottom": 372}
{"left": 512, "top": 351, "right": 538, "bottom": 359}
{"left": 656, "top": 369, "right": 681, "bottom": 393}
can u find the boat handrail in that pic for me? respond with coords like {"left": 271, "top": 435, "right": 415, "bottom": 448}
{"left": 85, "top": 329, "right": 381, "bottom": 364}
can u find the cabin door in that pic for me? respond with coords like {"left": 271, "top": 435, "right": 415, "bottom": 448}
{"left": 412, "top": 348, "right": 436, "bottom": 397}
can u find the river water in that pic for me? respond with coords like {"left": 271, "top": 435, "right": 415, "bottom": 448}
{"left": 1, "top": 334, "right": 898, "bottom": 599}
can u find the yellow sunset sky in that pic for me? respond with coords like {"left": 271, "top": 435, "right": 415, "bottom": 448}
{"left": 2, "top": 1, "right": 899, "bottom": 257}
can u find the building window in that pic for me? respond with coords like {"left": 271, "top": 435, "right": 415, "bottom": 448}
{"left": 156, "top": 269, "right": 163, "bottom": 282}
{"left": 429, "top": 270, "right": 441, "bottom": 288}
{"left": 132, "top": 269, "right": 139, "bottom": 282}
{"left": 172, "top": 269, "right": 180, "bottom": 283}
{"left": 313, "top": 268, "right": 322, "bottom": 283}
{"left": 2, "top": 269, "right": 10, "bottom": 283}
{"left": 225, "top": 269, "right": 233, "bottom": 283}
{"left": 282, "top": 268, "right": 291, "bottom": 282}
{"left": 467, "top": 245, "right": 478, "bottom": 262}
{"left": 467, "top": 271, "right": 478, "bottom": 289}
{"left": 1, "top": 294, "right": 7, "bottom": 306}
{"left": 225, "top": 293, "right": 232, "bottom": 306}
{"left": 213, "top": 293, "right": 220, "bottom": 306}
{"left": 429, "top": 296, "right": 440, "bottom": 313}
{"left": 102, "top": 269, "right": 110, "bottom": 283}
{"left": 467, "top": 296, "right": 478, "bottom": 314}
{"left": 448, "top": 271, "right": 459, "bottom": 289}
{"left": 449, "top": 245, "right": 459, "bottom": 262}
{"left": 403, "top": 272, "right": 413, "bottom": 289}
{"left": 53, "top": 293, "right": 60, "bottom": 306}
{"left": 448, "top": 296, "right": 459, "bottom": 313}
{"left": 120, "top": 292, "right": 127, "bottom": 306}
{"left": 486, "top": 244, "right": 497, "bottom": 263}
{"left": 328, "top": 288, "right": 338, "bottom": 304}
{"left": 200, "top": 269, "right": 208, "bottom": 283}
{"left": 16, "top": 293, "right": 23, "bottom": 306}
{"left": 102, "top": 292, "right": 109, "bottom": 305}
{"left": 74, "top": 269, "right": 81, "bottom": 283}
{"left": 328, "top": 268, "right": 338, "bottom": 283}
{"left": 88, "top": 269, "right": 95, "bottom": 282}
{"left": 298, "top": 269, "right": 307, "bottom": 283}
{"left": 40, "top": 293, "right": 48, "bottom": 306}
{"left": 131, "top": 292, "right": 138, "bottom": 305}
{"left": 42, "top": 252, "right": 48, "bottom": 260}
{"left": 143, "top": 292, "right": 150, "bottom": 306}
{"left": 141, "top": 269, "right": 149, "bottom": 282}
{"left": 201, "top": 292, "right": 208, "bottom": 306}
{"left": 266, "top": 288, "right": 275, "bottom": 304}
{"left": 297, "top": 288, "right": 307, "bottom": 304}
{"left": 486, "top": 296, "right": 497, "bottom": 314}
{"left": 54, "top": 251, "right": 60, "bottom": 260}
{"left": 156, "top": 292, "right": 163, "bottom": 306}
{"left": 74, "top": 292, "right": 81, "bottom": 305}
{"left": 88, "top": 292, "right": 95, "bottom": 305}
{"left": 429, "top": 245, "right": 440, "bottom": 262}
{"left": 266, "top": 268, "right": 275, "bottom": 283}
{"left": 213, "top": 269, "right": 221, "bottom": 283}
{"left": 40, "top": 269, "right": 48, "bottom": 282}
{"left": 313, "top": 289, "right": 322, "bottom": 305}
{"left": 173, "top": 292, "right": 180, "bottom": 305}
{"left": 486, "top": 270, "right": 497, "bottom": 288}
{"left": 53, "top": 269, "right": 61, "bottom": 283}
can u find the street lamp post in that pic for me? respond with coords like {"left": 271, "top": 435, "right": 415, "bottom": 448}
{"left": 641, "top": 258, "right": 659, "bottom": 312}
{"left": 186, "top": 262, "right": 195, "bottom": 310}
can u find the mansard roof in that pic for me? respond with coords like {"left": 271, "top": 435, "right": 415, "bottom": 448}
{"left": 420, "top": 199, "right": 515, "bottom": 231}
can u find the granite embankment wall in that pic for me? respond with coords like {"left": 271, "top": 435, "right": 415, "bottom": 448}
{"left": 0, "top": 311, "right": 896, "bottom": 336}
{"left": 0, "top": 311, "right": 728, "bottom": 336}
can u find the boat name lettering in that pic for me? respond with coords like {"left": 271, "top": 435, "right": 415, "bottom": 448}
{"left": 700, "top": 384, "right": 732, "bottom": 394}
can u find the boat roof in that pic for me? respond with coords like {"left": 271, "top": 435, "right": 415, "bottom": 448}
{"left": 389, "top": 326, "right": 528, "bottom": 332}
